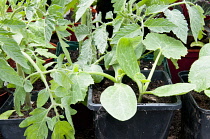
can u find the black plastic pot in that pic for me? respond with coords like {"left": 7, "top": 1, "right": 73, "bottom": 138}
{"left": 88, "top": 70, "right": 181, "bottom": 139}
{"left": 179, "top": 71, "right": 210, "bottom": 139}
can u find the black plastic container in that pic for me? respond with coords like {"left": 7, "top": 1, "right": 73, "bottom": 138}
{"left": 179, "top": 71, "right": 210, "bottom": 139}
{"left": 88, "top": 70, "right": 181, "bottom": 139}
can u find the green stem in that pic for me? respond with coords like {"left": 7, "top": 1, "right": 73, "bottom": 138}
{"left": 22, "top": 51, "right": 60, "bottom": 117}
{"left": 144, "top": 50, "right": 162, "bottom": 92}
{"left": 10, "top": 6, "right": 24, "bottom": 19}
{"left": 87, "top": 72, "right": 118, "bottom": 83}
{"left": 93, "top": 55, "right": 105, "bottom": 65}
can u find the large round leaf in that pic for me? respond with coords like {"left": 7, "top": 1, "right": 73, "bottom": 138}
{"left": 100, "top": 83, "right": 137, "bottom": 121}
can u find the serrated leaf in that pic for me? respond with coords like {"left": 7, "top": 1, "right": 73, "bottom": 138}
{"left": 24, "top": 80, "right": 33, "bottom": 92}
{"left": 145, "top": 18, "right": 176, "bottom": 33}
{"left": 74, "top": 24, "right": 90, "bottom": 42}
{"left": 94, "top": 25, "right": 108, "bottom": 54}
{"left": 164, "top": 9, "right": 188, "bottom": 43}
{"left": 145, "top": 5, "right": 168, "bottom": 15}
{"left": 51, "top": 71, "right": 72, "bottom": 89}
{"left": 111, "top": 0, "right": 126, "bottom": 12}
{"left": 83, "top": 64, "right": 104, "bottom": 83}
{"left": 117, "top": 37, "right": 140, "bottom": 79}
{"left": 37, "top": 89, "right": 50, "bottom": 107}
{"left": 101, "top": 83, "right": 137, "bottom": 121}
{"left": 151, "top": 83, "right": 196, "bottom": 97}
{"left": 52, "top": 121, "right": 74, "bottom": 139}
{"left": 0, "top": 19, "right": 26, "bottom": 30}
{"left": 138, "top": 0, "right": 176, "bottom": 7}
{"left": 75, "top": 0, "right": 95, "bottom": 22}
{"left": 199, "top": 43, "right": 210, "bottom": 58}
{"left": 77, "top": 39, "right": 97, "bottom": 65}
{"left": 0, "top": 28, "right": 15, "bottom": 35}
{"left": 24, "top": 123, "right": 48, "bottom": 139}
{"left": 186, "top": 4, "right": 205, "bottom": 42}
{"left": 35, "top": 48, "right": 57, "bottom": 58}
{"left": 14, "top": 87, "right": 26, "bottom": 116}
{"left": 69, "top": 72, "right": 94, "bottom": 104}
{"left": 0, "top": 59, "right": 23, "bottom": 86}
{"left": 0, "top": 110, "right": 15, "bottom": 119}
{"left": 111, "top": 24, "right": 142, "bottom": 44}
{"left": 142, "top": 33, "right": 187, "bottom": 59}
{"left": 44, "top": 16, "right": 55, "bottom": 43}
{"left": 189, "top": 56, "right": 210, "bottom": 92}
{"left": 0, "top": 35, "right": 29, "bottom": 69}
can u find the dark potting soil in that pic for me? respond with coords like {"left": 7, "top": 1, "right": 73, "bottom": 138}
{"left": 92, "top": 78, "right": 173, "bottom": 104}
{"left": 191, "top": 91, "right": 210, "bottom": 109}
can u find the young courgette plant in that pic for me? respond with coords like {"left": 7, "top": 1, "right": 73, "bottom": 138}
{"left": 0, "top": 0, "right": 99, "bottom": 138}
{"left": 72, "top": 0, "right": 206, "bottom": 121}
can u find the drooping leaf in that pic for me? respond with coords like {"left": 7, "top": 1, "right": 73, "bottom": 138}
{"left": 74, "top": 24, "right": 90, "bottom": 42}
{"left": 164, "top": 9, "right": 188, "bottom": 44}
{"left": 77, "top": 39, "right": 97, "bottom": 65}
{"left": 189, "top": 56, "right": 210, "bottom": 92}
{"left": 142, "top": 33, "right": 187, "bottom": 59}
{"left": 20, "top": 108, "right": 49, "bottom": 139}
{"left": 111, "top": 0, "right": 126, "bottom": 12}
{"left": 144, "top": 18, "right": 176, "bottom": 33}
{"left": 37, "top": 89, "right": 50, "bottom": 107}
{"left": 111, "top": 24, "right": 142, "bottom": 44}
{"left": 83, "top": 64, "right": 104, "bottom": 83}
{"left": 0, "top": 110, "right": 15, "bottom": 119}
{"left": 117, "top": 37, "right": 140, "bottom": 79}
{"left": 75, "top": 0, "right": 95, "bottom": 22}
{"left": 44, "top": 16, "right": 55, "bottom": 43}
{"left": 14, "top": 87, "right": 26, "bottom": 116}
{"left": 0, "top": 35, "right": 29, "bottom": 69}
{"left": 24, "top": 80, "right": 33, "bottom": 92}
{"left": 151, "top": 83, "right": 196, "bottom": 97}
{"left": 101, "top": 83, "right": 137, "bottom": 121}
{"left": 52, "top": 121, "right": 74, "bottom": 139}
{"left": 186, "top": 4, "right": 205, "bottom": 41}
{"left": 94, "top": 25, "right": 108, "bottom": 54}
{"left": 199, "top": 43, "right": 210, "bottom": 58}
{"left": 0, "top": 59, "right": 23, "bottom": 86}
{"left": 69, "top": 72, "right": 94, "bottom": 104}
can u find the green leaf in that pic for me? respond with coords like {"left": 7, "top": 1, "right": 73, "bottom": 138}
{"left": 111, "top": 24, "right": 142, "bottom": 45}
{"left": 24, "top": 123, "right": 48, "bottom": 139}
{"left": 83, "top": 64, "right": 104, "bottom": 83}
{"left": 14, "top": 87, "right": 26, "bottom": 116}
{"left": 94, "top": 25, "right": 108, "bottom": 54}
{"left": 0, "top": 19, "right": 26, "bottom": 30}
{"left": 101, "top": 83, "right": 137, "bottom": 121}
{"left": 186, "top": 4, "right": 205, "bottom": 41}
{"left": 44, "top": 16, "right": 55, "bottom": 43}
{"left": 199, "top": 43, "right": 210, "bottom": 58}
{"left": 105, "top": 11, "right": 113, "bottom": 19}
{"left": 69, "top": 72, "right": 94, "bottom": 104}
{"left": 51, "top": 71, "right": 72, "bottom": 89}
{"left": 0, "top": 28, "right": 15, "bottom": 35}
{"left": 189, "top": 56, "right": 210, "bottom": 92}
{"left": 37, "top": 89, "right": 50, "bottom": 107}
{"left": 145, "top": 5, "right": 168, "bottom": 15}
{"left": 24, "top": 80, "right": 33, "bottom": 92}
{"left": 0, "top": 59, "right": 23, "bottom": 86}
{"left": 204, "top": 89, "right": 210, "bottom": 98}
{"left": 144, "top": 18, "right": 176, "bottom": 33}
{"left": 151, "top": 83, "right": 196, "bottom": 97}
{"left": 104, "top": 47, "right": 118, "bottom": 69}
{"left": 52, "top": 121, "right": 74, "bottom": 139}
{"left": 74, "top": 24, "right": 90, "bottom": 42}
{"left": 138, "top": 0, "right": 176, "bottom": 7}
{"left": 0, "top": 35, "right": 29, "bottom": 69}
{"left": 142, "top": 33, "right": 187, "bottom": 59}
{"left": 116, "top": 37, "right": 140, "bottom": 79}
{"left": 75, "top": 0, "right": 95, "bottom": 22}
{"left": 164, "top": 9, "right": 188, "bottom": 44}
{"left": 55, "top": 86, "right": 70, "bottom": 97}
{"left": 35, "top": 48, "right": 57, "bottom": 58}
{"left": 111, "top": 0, "right": 126, "bottom": 12}
{"left": 0, "top": 110, "right": 15, "bottom": 119}
{"left": 77, "top": 39, "right": 97, "bottom": 65}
